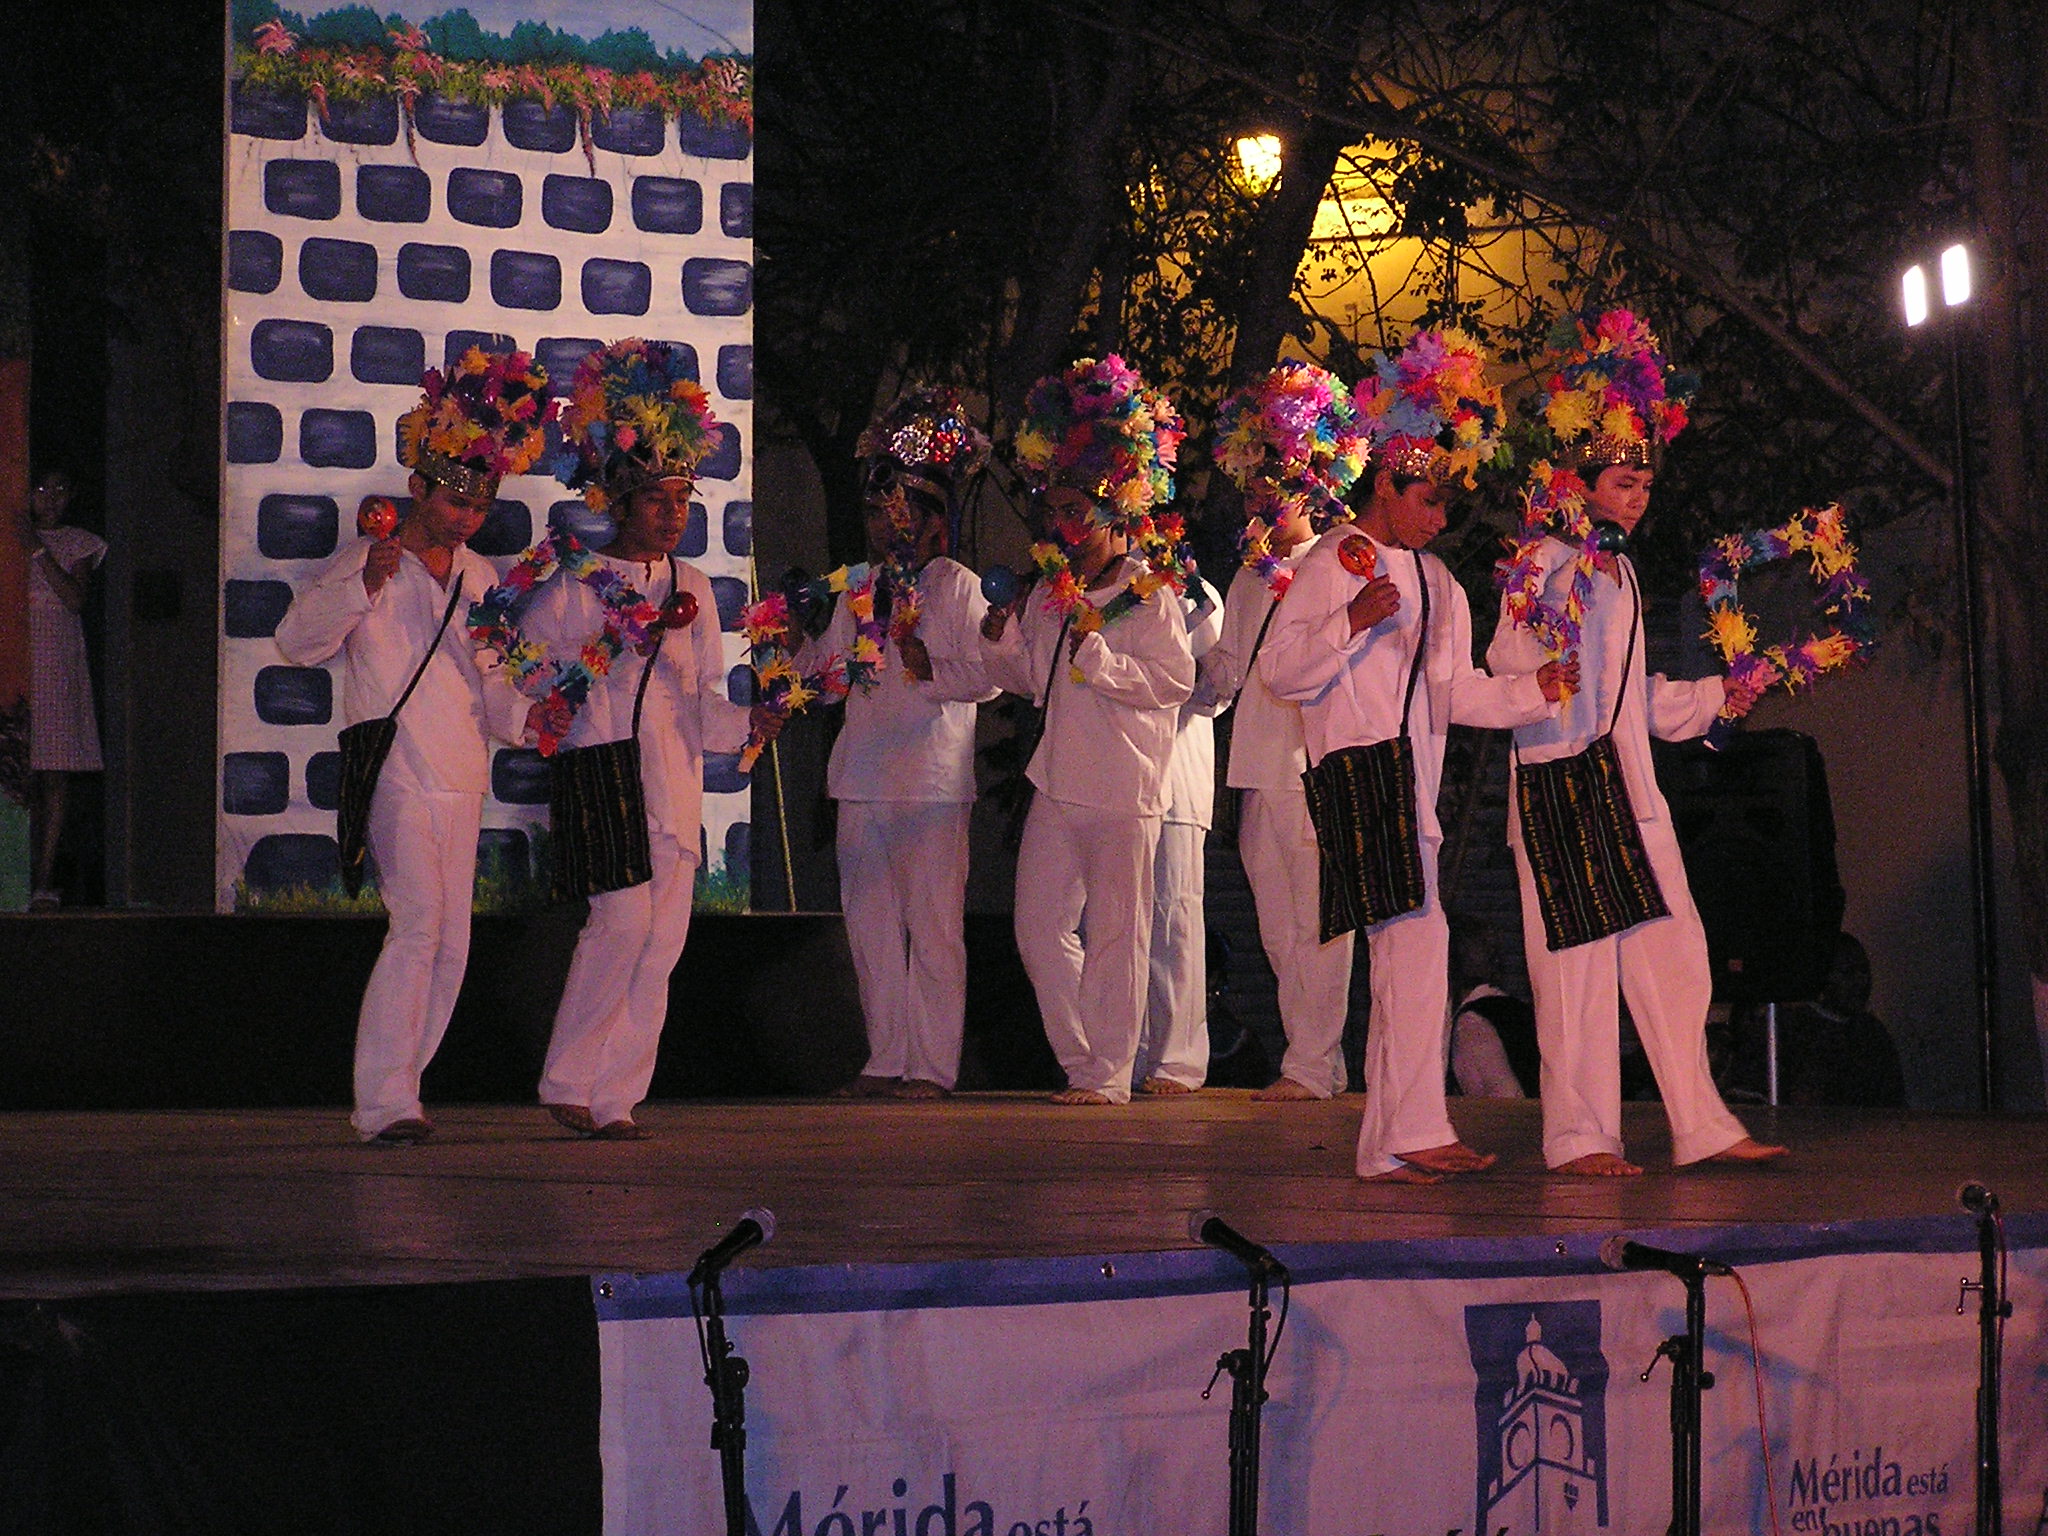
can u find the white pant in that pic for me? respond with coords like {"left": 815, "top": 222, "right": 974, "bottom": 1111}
{"left": 1511, "top": 810, "right": 1749, "bottom": 1167}
{"left": 1138, "top": 820, "right": 1209, "bottom": 1089}
{"left": 838, "top": 800, "right": 971, "bottom": 1089}
{"left": 541, "top": 829, "right": 697, "bottom": 1126}
{"left": 1352, "top": 844, "right": 1455, "bottom": 1176}
{"left": 1015, "top": 796, "right": 1162, "bottom": 1103}
{"left": 353, "top": 784, "right": 482, "bottom": 1137}
{"left": 1239, "top": 786, "right": 1354, "bottom": 1097}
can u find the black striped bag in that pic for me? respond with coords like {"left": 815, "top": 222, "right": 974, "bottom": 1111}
{"left": 336, "top": 577, "right": 463, "bottom": 898}
{"left": 1513, "top": 565, "right": 1669, "bottom": 950}
{"left": 550, "top": 560, "right": 672, "bottom": 901}
{"left": 1300, "top": 551, "right": 1430, "bottom": 941}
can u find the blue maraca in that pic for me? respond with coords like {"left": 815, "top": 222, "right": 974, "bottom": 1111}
{"left": 980, "top": 565, "right": 1024, "bottom": 610}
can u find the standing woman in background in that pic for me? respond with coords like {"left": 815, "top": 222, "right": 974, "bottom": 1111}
{"left": 18, "top": 469, "right": 105, "bottom": 911}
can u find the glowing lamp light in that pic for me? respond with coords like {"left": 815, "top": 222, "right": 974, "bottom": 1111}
{"left": 1234, "top": 134, "right": 1283, "bottom": 194}
{"left": 1941, "top": 243, "right": 1972, "bottom": 308}
{"left": 1902, "top": 264, "right": 1929, "bottom": 327}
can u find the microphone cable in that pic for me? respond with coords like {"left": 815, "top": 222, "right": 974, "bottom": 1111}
{"left": 1728, "top": 1269, "right": 1784, "bottom": 1536}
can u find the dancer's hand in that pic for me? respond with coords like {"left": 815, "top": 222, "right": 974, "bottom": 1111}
{"left": 898, "top": 634, "right": 933, "bottom": 680}
{"left": 980, "top": 606, "right": 1011, "bottom": 642}
{"left": 1346, "top": 576, "right": 1400, "bottom": 635}
{"left": 362, "top": 537, "right": 402, "bottom": 597}
{"left": 1537, "top": 655, "right": 1579, "bottom": 702}
{"left": 749, "top": 702, "right": 788, "bottom": 744}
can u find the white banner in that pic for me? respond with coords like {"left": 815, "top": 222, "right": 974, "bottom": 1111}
{"left": 595, "top": 1218, "right": 2048, "bottom": 1536}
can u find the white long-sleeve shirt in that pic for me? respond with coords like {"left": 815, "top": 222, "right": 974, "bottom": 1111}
{"left": 519, "top": 553, "right": 750, "bottom": 849}
{"left": 1486, "top": 538, "right": 1722, "bottom": 827}
{"left": 1161, "top": 575, "right": 1224, "bottom": 829}
{"left": 809, "top": 557, "right": 996, "bottom": 804}
{"left": 980, "top": 555, "right": 1196, "bottom": 819}
{"left": 1260, "top": 530, "right": 1554, "bottom": 842}
{"left": 1197, "top": 536, "right": 1321, "bottom": 792}
{"left": 274, "top": 537, "right": 526, "bottom": 795}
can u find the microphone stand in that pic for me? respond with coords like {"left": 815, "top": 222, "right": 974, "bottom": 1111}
{"left": 1640, "top": 1271, "right": 1712, "bottom": 1536}
{"left": 1959, "top": 1202, "right": 2010, "bottom": 1536}
{"left": 1204, "top": 1265, "right": 1274, "bottom": 1536}
{"left": 693, "top": 1269, "right": 752, "bottom": 1536}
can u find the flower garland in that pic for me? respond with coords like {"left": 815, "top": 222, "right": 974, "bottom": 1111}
{"left": 1697, "top": 502, "right": 1874, "bottom": 718}
{"left": 238, "top": 18, "right": 751, "bottom": 172}
{"left": 1496, "top": 460, "right": 1600, "bottom": 662}
{"left": 468, "top": 527, "right": 681, "bottom": 757}
{"left": 737, "top": 563, "right": 929, "bottom": 769}
{"left": 1238, "top": 519, "right": 1299, "bottom": 600}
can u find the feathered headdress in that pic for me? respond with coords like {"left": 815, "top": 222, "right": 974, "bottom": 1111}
{"left": 1212, "top": 361, "right": 1367, "bottom": 531}
{"left": 1352, "top": 328, "right": 1508, "bottom": 489}
{"left": 858, "top": 384, "right": 992, "bottom": 488}
{"left": 559, "top": 339, "right": 721, "bottom": 513}
{"left": 1012, "top": 355, "right": 1184, "bottom": 533}
{"left": 1542, "top": 308, "right": 1697, "bottom": 468}
{"left": 397, "top": 347, "right": 556, "bottom": 499}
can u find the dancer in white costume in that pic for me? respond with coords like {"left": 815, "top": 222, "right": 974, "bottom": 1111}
{"left": 1136, "top": 572, "right": 1223, "bottom": 1095}
{"left": 819, "top": 387, "right": 996, "bottom": 1099}
{"left": 276, "top": 349, "right": 553, "bottom": 1142}
{"left": 981, "top": 356, "right": 1195, "bottom": 1105}
{"left": 1489, "top": 309, "right": 1783, "bottom": 1175}
{"left": 1202, "top": 362, "right": 1371, "bottom": 1100}
{"left": 526, "top": 340, "right": 752, "bottom": 1140}
{"left": 1263, "top": 330, "right": 1571, "bottom": 1180}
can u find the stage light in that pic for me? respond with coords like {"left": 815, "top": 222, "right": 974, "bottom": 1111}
{"left": 1902, "top": 263, "right": 1929, "bottom": 327}
{"left": 1941, "top": 243, "right": 1972, "bottom": 308}
{"left": 1233, "top": 133, "right": 1283, "bottom": 194}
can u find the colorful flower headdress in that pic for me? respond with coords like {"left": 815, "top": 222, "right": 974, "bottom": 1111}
{"left": 1353, "top": 328, "right": 1507, "bottom": 489}
{"left": 1212, "top": 361, "right": 1367, "bottom": 532}
{"left": 858, "top": 384, "right": 992, "bottom": 492}
{"left": 560, "top": 339, "right": 720, "bottom": 513}
{"left": 1542, "top": 308, "right": 1697, "bottom": 468}
{"left": 1012, "top": 355, "right": 1184, "bottom": 534}
{"left": 397, "top": 347, "right": 556, "bottom": 499}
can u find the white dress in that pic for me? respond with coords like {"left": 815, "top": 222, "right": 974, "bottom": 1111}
{"left": 28, "top": 524, "right": 107, "bottom": 772}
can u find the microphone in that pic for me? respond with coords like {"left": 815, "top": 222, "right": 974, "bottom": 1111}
{"left": 1599, "top": 1235, "right": 1733, "bottom": 1279}
{"left": 1959, "top": 1182, "right": 2000, "bottom": 1216}
{"left": 1189, "top": 1209, "right": 1289, "bottom": 1279}
{"left": 687, "top": 1207, "right": 776, "bottom": 1286}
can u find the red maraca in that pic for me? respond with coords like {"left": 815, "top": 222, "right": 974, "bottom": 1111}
{"left": 654, "top": 590, "right": 699, "bottom": 631}
{"left": 357, "top": 496, "right": 399, "bottom": 540}
{"left": 1337, "top": 532, "right": 1377, "bottom": 579}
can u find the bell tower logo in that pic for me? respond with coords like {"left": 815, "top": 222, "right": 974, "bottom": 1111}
{"left": 1464, "top": 1300, "right": 1611, "bottom": 1534}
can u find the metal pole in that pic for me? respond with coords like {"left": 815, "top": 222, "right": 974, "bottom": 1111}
{"left": 1946, "top": 323, "right": 2000, "bottom": 1110}
{"left": 1765, "top": 1002, "right": 1780, "bottom": 1107}
{"left": 1973, "top": 1209, "right": 2005, "bottom": 1536}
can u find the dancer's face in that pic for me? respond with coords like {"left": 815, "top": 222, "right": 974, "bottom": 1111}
{"left": 1587, "top": 465, "right": 1654, "bottom": 532}
{"left": 616, "top": 477, "right": 695, "bottom": 557}
{"left": 1379, "top": 472, "right": 1448, "bottom": 549}
{"left": 408, "top": 473, "right": 495, "bottom": 548}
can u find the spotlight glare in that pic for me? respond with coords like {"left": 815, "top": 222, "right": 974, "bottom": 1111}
{"left": 1941, "top": 244, "right": 1972, "bottom": 308}
{"left": 1903, "top": 264, "right": 1930, "bottom": 328}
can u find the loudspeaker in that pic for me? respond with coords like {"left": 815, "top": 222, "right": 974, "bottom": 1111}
{"left": 1653, "top": 728, "right": 1846, "bottom": 1004}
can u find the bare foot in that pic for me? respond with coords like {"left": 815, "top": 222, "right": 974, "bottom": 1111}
{"left": 1253, "top": 1078, "right": 1321, "bottom": 1102}
{"left": 1397, "top": 1140, "right": 1497, "bottom": 1174}
{"left": 832, "top": 1074, "right": 898, "bottom": 1099}
{"left": 1554, "top": 1152, "right": 1643, "bottom": 1177}
{"left": 888, "top": 1078, "right": 947, "bottom": 1100}
{"left": 1703, "top": 1137, "right": 1789, "bottom": 1165}
{"left": 1362, "top": 1163, "right": 1443, "bottom": 1184}
{"left": 1137, "top": 1076, "right": 1197, "bottom": 1096}
{"left": 1050, "top": 1088, "right": 1115, "bottom": 1105}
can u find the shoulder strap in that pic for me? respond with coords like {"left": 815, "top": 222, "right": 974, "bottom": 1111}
{"left": 1609, "top": 560, "right": 1642, "bottom": 737}
{"left": 388, "top": 573, "right": 464, "bottom": 722}
{"left": 629, "top": 558, "right": 679, "bottom": 738}
{"left": 1398, "top": 551, "right": 1431, "bottom": 738}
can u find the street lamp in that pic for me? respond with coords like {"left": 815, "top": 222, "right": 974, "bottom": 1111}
{"left": 1900, "top": 240, "right": 1998, "bottom": 1111}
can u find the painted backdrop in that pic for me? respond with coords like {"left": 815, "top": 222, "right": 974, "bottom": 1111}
{"left": 218, "top": 0, "right": 754, "bottom": 913}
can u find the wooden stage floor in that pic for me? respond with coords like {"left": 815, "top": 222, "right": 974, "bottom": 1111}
{"left": 3, "top": 1095, "right": 2042, "bottom": 1301}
